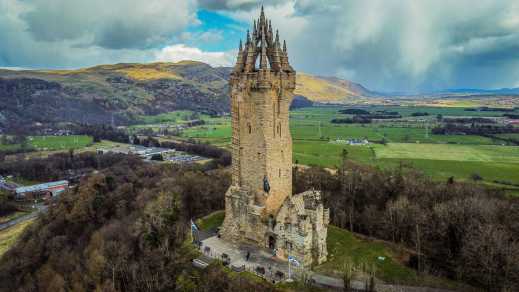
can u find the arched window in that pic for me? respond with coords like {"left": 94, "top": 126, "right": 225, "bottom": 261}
{"left": 248, "top": 122, "right": 252, "bottom": 134}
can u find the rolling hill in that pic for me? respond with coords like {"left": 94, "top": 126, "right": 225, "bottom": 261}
{"left": 2, "top": 61, "right": 516, "bottom": 132}
{"left": 294, "top": 73, "right": 376, "bottom": 102}
{"left": 0, "top": 61, "right": 232, "bottom": 129}
{"left": 0, "top": 62, "right": 377, "bottom": 130}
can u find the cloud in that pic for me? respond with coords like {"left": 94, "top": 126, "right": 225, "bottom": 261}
{"left": 238, "top": 0, "right": 519, "bottom": 91}
{"left": 0, "top": 0, "right": 197, "bottom": 68}
{"left": 20, "top": 0, "right": 198, "bottom": 49}
{"left": 199, "top": 0, "right": 286, "bottom": 11}
{"left": 3, "top": 0, "right": 519, "bottom": 91}
{"left": 155, "top": 44, "right": 235, "bottom": 67}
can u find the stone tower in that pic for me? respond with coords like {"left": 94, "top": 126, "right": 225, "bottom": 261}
{"left": 229, "top": 5, "right": 295, "bottom": 215}
{"left": 221, "top": 7, "right": 328, "bottom": 267}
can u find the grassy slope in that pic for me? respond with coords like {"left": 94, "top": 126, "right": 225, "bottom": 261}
{"left": 0, "top": 219, "right": 34, "bottom": 258}
{"left": 295, "top": 73, "right": 366, "bottom": 102}
{"left": 0, "top": 211, "right": 29, "bottom": 225}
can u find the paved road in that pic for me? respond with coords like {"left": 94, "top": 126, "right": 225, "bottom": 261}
{"left": 0, "top": 205, "right": 47, "bottom": 231}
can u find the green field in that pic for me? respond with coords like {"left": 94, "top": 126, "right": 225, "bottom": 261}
{"left": 0, "top": 135, "right": 93, "bottom": 151}
{"left": 375, "top": 143, "right": 519, "bottom": 163}
{"left": 130, "top": 107, "right": 519, "bottom": 188}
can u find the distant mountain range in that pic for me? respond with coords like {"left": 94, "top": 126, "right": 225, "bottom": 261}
{"left": 0, "top": 61, "right": 518, "bottom": 130}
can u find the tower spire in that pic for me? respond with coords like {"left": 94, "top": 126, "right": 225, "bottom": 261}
{"left": 260, "top": 29, "right": 268, "bottom": 69}
{"left": 260, "top": 5, "right": 265, "bottom": 25}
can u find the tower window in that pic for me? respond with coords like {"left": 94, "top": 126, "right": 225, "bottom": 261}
{"left": 279, "top": 168, "right": 281, "bottom": 177}
{"left": 248, "top": 123, "right": 252, "bottom": 134}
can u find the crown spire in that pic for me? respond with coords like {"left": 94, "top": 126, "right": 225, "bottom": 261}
{"left": 239, "top": 39, "right": 243, "bottom": 52}
{"left": 260, "top": 29, "right": 268, "bottom": 69}
{"left": 260, "top": 5, "right": 265, "bottom": 25}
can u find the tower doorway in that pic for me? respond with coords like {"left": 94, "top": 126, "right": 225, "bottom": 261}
{"left": 268, "top": 235, "right": 276, "bottom": 250}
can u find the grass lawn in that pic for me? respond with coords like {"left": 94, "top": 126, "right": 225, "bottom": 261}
{"left": 315, "top": 226, "right": 416, "bottom": 284}
{"left": 0, "top": 219, "right": 34, "bottom": 258}
{"left": 196, "top": 210, "right": 225, "bottom": 231}
{"left": 315, "top": 226, "right": 470, "bottom": 289}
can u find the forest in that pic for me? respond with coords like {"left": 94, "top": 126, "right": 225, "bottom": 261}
{"left": 0, "top": 155, "right": 276, "bottom": 291}
{"left": 0, "top": 153, "right": 518, "bottom": 291}
{"left": 294, "top": 158, "right": 519, "bottom": 291}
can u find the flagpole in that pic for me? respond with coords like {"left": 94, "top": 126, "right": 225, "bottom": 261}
{"left": 288, "top": 255, "right": 291, "bottom": 281}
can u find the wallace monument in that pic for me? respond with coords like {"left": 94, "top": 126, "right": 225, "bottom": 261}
{"left": 220, "top": 7, "right": 329, "bottom": 267}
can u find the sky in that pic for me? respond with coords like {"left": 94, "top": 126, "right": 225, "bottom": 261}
{"left": 2, "top": 0, "right": 519, "bottom": 92}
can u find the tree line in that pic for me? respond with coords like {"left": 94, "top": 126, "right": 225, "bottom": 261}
{"left": 293, "top": 157, "right": 519, "bottom": 291}
{"left": 0, "top": 156, "right": 279, "bottom": 291}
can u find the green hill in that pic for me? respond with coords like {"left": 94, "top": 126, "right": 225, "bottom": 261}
{"left": 0, "top": 61, "right": 232, "bottom": 129}
{"left": 0, "top": 62, "right": 383, "bottom": 131}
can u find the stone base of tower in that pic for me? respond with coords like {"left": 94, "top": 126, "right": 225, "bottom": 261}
{"left": 220, "top": 186, "right": 268, "bottom": 244}
{"left": 220, "top": 185, "right": 329, "bottom": 267}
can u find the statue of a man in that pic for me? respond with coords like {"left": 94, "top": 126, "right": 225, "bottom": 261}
{"left": 263, "top": 176, "right": 270, "bottom": 193}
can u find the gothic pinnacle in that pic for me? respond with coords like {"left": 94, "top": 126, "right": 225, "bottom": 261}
{"left": 260, "top": 5, "right": 265, "bottom": 24}
{"left": 283, "top": 40, "right": 287, "bottom": 53}
{"left": 239, "top": 39, "right": 242, "bottom": 52}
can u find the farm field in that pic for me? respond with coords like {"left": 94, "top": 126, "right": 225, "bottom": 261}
{"left": 123, "top": 106, "right": 519, "bottom": 189}
{"left": 0, "top": 135, "right": 93, "bottom": 152}
{"left": 375, "top": 143, "right": 519, "bottom": 163}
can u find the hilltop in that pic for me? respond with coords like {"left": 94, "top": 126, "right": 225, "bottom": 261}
{"left": 0, "top": 61, "right": 231, "bottom": 129}
{"left": 1, "top": 61, "right": 518, "bottom": 131}
{"left": 0, "top": 61, "right": 383, "bottom": 130}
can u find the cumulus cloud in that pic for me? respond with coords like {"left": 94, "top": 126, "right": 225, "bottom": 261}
{"left": 155, "top": 44, "right": 235, "bottom": 67}
{"left": 291, "top": 0, "right": 519, "bottom": 91}
{"left": 0, "top": 0, "right": 196, "bottom": 68}
{"left": 215, "top": 0, "right": 519, "bottom": 91}
{"left": 20, "top": 0, "right": 198, "bottom": 49}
